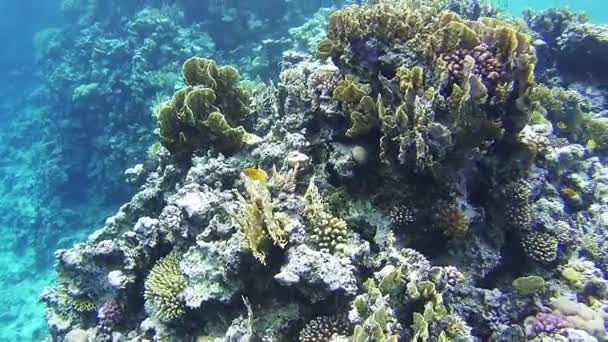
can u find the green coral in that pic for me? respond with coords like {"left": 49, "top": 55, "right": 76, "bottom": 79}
{"left": 155, "top": 57, "right": 256, "bottom": 160}
{"left": 304, "top": 179, "right": 349, "bottom": 254}
{"left": 144, "top": 253, "right": 188, "bottom": 322}
{"left": 512, "top": 275, "right": 546, "bottom": 295}
{"left": 319, "top": 2, "right": 537, "bottom": 175}
{"left": 351, "top": 279, "right": 401, "bottom": 342}
{"left": 59, "top": 289, "right": 96, "bottom": 313}
{"left": 235, "top": 171, "right": 289, "bottom": 265}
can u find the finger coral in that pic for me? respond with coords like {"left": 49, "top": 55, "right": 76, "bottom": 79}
{"left": 304, "top": 179, "right": 349, "bottom": 254}
{"left": 144, "top": 253, "right": 188, "bottom": 322}
{"left": 521, "top": 231, "right": 559, "bottom": 264}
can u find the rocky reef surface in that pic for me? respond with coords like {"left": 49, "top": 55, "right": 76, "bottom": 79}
{"left": 42, "top": 1, "right": 608, "bottom": 341}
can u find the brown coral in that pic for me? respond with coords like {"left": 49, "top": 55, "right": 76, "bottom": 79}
{"left": 299, "top": 315, "right": 350, "bottom": 342}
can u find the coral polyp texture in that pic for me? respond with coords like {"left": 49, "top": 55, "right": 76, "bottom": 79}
{"left": 144, "top": 253, "right": 188, "bottom": 322}
{"left": 36, "top": 1, "right": 608, "bottom": 342}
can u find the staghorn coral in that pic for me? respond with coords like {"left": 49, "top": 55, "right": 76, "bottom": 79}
{"left": 299, "top": 315, "right": 350, "bottom": 342}
{"left": 144, "top": 253, "right": 188, "bottom": 322}
{"left": 156, "top": 57, "right": 256, "bottom": 160}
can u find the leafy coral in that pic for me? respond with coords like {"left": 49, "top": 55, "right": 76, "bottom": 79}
{"left": 156, "top": 57, "right": 256, "bottom": 160}
{"left": 320, "top": 1, "right": 537, "bottom": 176}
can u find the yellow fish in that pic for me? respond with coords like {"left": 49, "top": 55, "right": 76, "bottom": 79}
{"left": 557, "top": 121, "right": 568, "bottom": 130}
{"left": 243, "top": 167, "right": 268, "bottom": 184}
{"left": 586, "top": 139, "right": 597, "bottom": 152}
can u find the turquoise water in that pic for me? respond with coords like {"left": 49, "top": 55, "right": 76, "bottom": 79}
{"left": 494, "top": 0, "right": 608, "bottom": 22}
{"left": 0, "top": 0, "right": 606, "bottom": 341}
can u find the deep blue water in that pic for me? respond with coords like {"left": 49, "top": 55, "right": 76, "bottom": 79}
{"left": 0, "top": 0, "right": 606, "bottom": 340}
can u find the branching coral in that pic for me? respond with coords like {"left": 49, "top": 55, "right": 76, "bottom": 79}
{"left": 144, "top": 252, "right": 188, "bottom": 322}
{"left": 156, "top": 57, "right": 257, "bottom": 160}
{"left": 304, "top": 179, "right": 349, "bottom": 254}
{"left": 234, "top": 169, "right": 289, "bottom": 265}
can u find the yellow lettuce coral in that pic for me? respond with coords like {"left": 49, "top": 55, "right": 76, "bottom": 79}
{"left": 156, "top": 57, "right": 256, "bottom": 160}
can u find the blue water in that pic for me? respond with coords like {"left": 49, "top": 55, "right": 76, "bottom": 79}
{"left": 0, "top": 0, "right": 606, "bottom": 340}
{"left": 495, "top": 0, "right": 608, "bottom": 22}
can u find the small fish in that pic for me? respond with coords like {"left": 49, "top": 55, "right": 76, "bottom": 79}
{"left": 586, "top": 139, "right": 597, "bottom": 152}
{"left": 557, "top": 121, "right": 568, "bottom": 130}
{"left": 243, "top": 167, "right": 268, "bottom": 184}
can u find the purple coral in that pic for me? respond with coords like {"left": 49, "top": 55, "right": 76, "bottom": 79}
{"left": 98, "top": 301, "right": 122, "bottom": 327}
{"left": 524, "top": 312, "right": 573, "bottom": 337}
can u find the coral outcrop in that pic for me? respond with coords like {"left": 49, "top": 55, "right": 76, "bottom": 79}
{"left": 41, "top": 2, "right": 608, "bottom": 342}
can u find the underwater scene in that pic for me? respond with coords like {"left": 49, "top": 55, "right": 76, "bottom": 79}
{"left": 1, "top": 0, "right": 608, "bottom": 341}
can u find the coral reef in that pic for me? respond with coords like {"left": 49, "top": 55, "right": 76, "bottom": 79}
{"left": 36, "top": 1, "right": 608, "bottom": 342}
{"left": 525, "top": 8, "right": 608, "bottom": 83}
